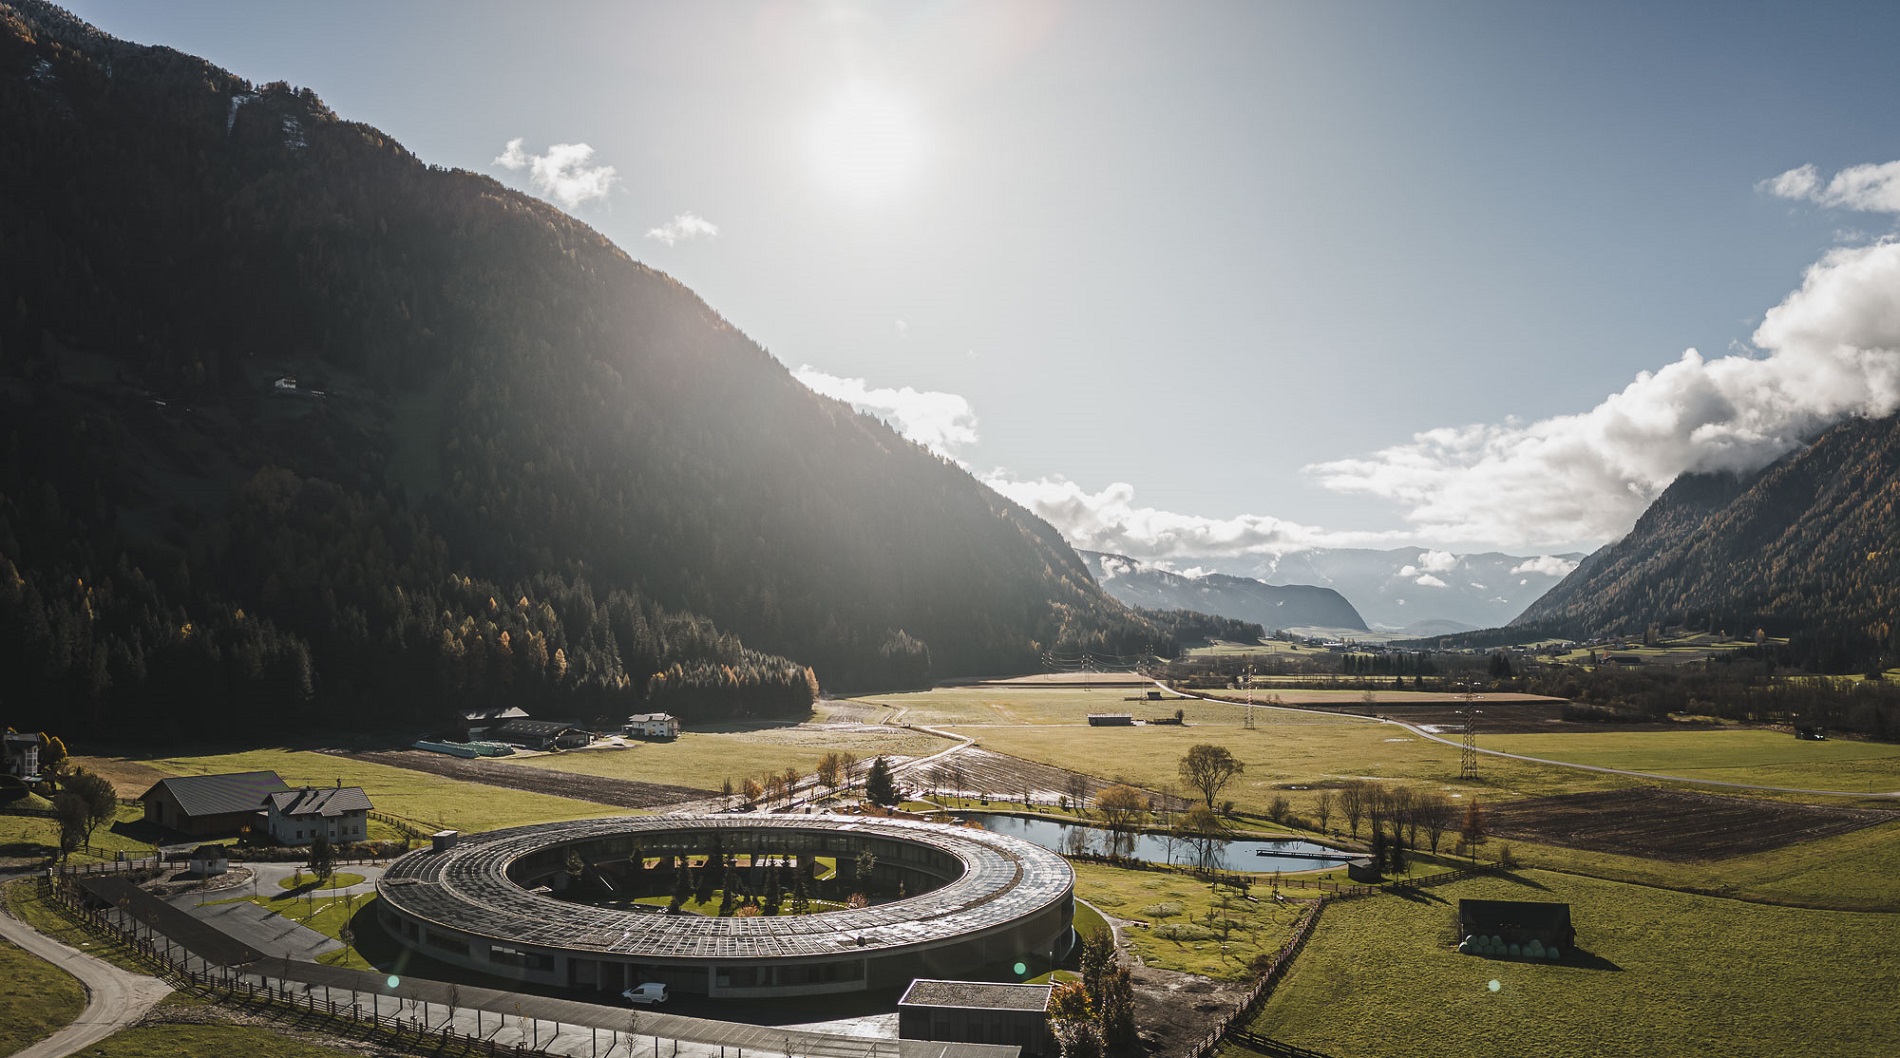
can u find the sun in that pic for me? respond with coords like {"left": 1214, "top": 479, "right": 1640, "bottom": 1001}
{"left": 808, "top": 84, "right": 925, "bottom": 199}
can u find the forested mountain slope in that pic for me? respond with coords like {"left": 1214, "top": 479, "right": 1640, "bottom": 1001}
{"left": 0, "top": 2, "right": 1159, "bottom": 736}
{"left": 1513, "top": 413, "right": 1900, "bottom": 671}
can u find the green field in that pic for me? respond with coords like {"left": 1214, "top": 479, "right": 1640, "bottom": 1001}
{"left": 847, "top": 686, "right": 1367, "bottom": 728}
{"left": 1246, "top": 871, "right": 1900, "bottom": 1058}
{"left": 70, "top": 1021, "right": 370, "bottom": 1058}
{"left": 1072, "top": 862, "right": 1309, "bottom": 980}
{"left": 1, "top": 803, "right": 160, "bottom": 868}
{"left": 1482, "top": 729, "right": 1900, "bottom": 795}
{"left": 0, "top": 937, "right": 86, "bottom": 1055}
{"left": 499, "top": 724, "right": 944, "bottom": 792}
{"left": 140, "top": 748, "right": 624, "bottom": 833}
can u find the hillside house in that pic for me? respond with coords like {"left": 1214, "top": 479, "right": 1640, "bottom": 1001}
{"left": 264, "top": 784, "right": 374, "bottom": 845}
{"left": 140, "top": 771, "right": 290, "bottom": 838}
{"left": 494, "top": 718, "right": 592, "bottom": 749}
{"left": 3, "top": 732, "right": 41, "bottom": 783}
{"left": 623, "top": 712, "right": 681, "bottom": 740}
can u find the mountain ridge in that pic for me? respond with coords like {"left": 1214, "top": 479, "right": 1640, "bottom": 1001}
{"left": 1080, "top": 551, "right": 1367, "bottom": 632}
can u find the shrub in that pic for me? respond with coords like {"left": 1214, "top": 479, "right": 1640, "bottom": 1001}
{"left": 1138, "top": 901, "right": 1183, "bottom": 919}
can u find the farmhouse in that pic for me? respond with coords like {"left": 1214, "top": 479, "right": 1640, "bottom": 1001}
{"left": 493, "top": 718, "right": 592, "bottom": 749}
{"left": 458, "top": 706, "right": 530, "bottom": 741}
{"left": 140, "top": 771, "right": 290, "bottom": 837}
{"left": 1458, "top": 899, "right": 1576, "bottom": 951}
{"left": 263, "top": 783, "right": 374, "bottom": 845}
{"left": 899, "top": 980, "right": 1053, "bottom": 1055}
{"left": 3, "top": 731, "right": 41, "bottom": 783}
{"left": 623, "top": 712, "right": 682, "bottom": 740}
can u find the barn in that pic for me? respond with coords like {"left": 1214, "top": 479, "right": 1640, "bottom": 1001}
{"left": 1457, "top": 899, "right": 1575, "bottom": 958}
{"left": 139, "top": 771, "right": 290, "bottom": 838}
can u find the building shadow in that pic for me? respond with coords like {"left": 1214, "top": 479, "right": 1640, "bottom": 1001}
{"left": 1488, "top": 870, "right": 1550, "bottom": 891}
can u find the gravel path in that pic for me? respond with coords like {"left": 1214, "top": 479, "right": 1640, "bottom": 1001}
{"left": 0, "top": 892, "right": 173, "bottom": 1058}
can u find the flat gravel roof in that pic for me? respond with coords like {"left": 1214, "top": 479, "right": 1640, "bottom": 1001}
{"left": 378, "top": 815, "right": 1073, "bottom": 962}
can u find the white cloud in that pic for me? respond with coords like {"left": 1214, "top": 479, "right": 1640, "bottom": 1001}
{"left": 1308, "top": 234, "right": 1900, "bottom": 549}
{"left": 794, "top": 366, "right": 978, "bottom": 457}
{"left": 1511, "top": 555, "right": 1581, "bottom": 577}
{"left": 645, "top": 212, "right": 719, "bottom": 246}
{"left": 1414, "top": 574, "right": 1448, "bottom": 588}
{"left": 981, "top": 476, "right": 1408, "bottom": 562}
{"left": 494, "top": 138, "right": 618, "bottom": 211}
{"left": 1416, "top": 549, "right": 1458, "bottom": 573}
{"left": 896, "top": 320, "right": 909, "bottom": 336}
{"left": 1763, "top": 160, "right": 1900, "bottom": 214}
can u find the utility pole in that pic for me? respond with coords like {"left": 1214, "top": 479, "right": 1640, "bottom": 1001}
{"left": 1455, "top": 681, "right": 1483, "bottom": 781}
{"left": 1242, "top": 660, "right": 1256, "bottom": 730}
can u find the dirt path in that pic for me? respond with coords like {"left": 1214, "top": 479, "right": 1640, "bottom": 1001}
{"left": 0, "top": 890, "right": 173, "bottom": 1058}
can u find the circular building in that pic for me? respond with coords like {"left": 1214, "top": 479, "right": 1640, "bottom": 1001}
{"left": 376, "top": 814, "right": 1074, "bottom": 998}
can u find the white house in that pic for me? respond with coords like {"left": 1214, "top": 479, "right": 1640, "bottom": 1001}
{"left": 623, "top": 712, "right": 681, "bottom": 740}
{"left": 263, "top": 784, "right": 373, "bottom": 845}
{"left": 2, "top": 732, "right": 40, "bottom": 783}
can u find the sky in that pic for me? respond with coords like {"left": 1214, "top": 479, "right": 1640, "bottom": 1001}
{"left": 61, "top": 0, "right": 1900, "bottom": 568}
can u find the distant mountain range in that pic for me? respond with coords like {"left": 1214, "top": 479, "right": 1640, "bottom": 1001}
{"left": 1514, "top": 412, "right": 1900, "bottom": 671}
{"left": 1080, "top": 552, "right": 1366, "bottom": 633}
{"left": 1209, "top": 548, "right": 1582, "bottom": 631}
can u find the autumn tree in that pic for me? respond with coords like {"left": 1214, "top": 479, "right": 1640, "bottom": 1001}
{"left": 815, "top": 752, "right": 842, "bottom": 790}
{"left": 1177, "top": 744, "right": 1244, "bottom": 809}
{"left": 1095, "top": 784, "right": 1147, "bottom": 858}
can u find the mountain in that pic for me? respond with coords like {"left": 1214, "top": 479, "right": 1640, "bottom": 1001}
{"left": 0, "top": 2, "right": 1163, "bottom": 736}
{"left": 1225, "top": 547, "right": 1585, "bottom": 630}
{"left": 1081, "top": 552, "right": 1366, "bottom": 632}
{"left": 1514, "top": 412, "right": 1900, "bottom": 671}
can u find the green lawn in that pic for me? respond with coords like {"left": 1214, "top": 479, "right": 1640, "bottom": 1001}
{"left": 140, "top": 748, "right": 625, "bottom": 833}
{"left": 1482, "top": 729, "right": 1900, "bottom": 795}
{"left": 0, "top": 937, "right": 86, "bottom": 1055}
{"left": 499, "top": 725, "right": 944, "bottom": 793}
{"left": 1071, "top": 861, "right": 1307, "bottom": 980}
{"left": 3, "top": 879, "right": 151, "bottom": 975}
{"left": 1, "top": 804, "right": 161, "bottom": 868}
{"left": 1247, "top": 871, "right": 1900, "bottom": 1058}
{"left": 276, "top": 872, "right": 365, "bottom": 892}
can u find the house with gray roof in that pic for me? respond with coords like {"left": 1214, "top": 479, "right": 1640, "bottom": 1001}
{"left": 139, "top": 771, "right": 290, "bottom": 838}
{"left": 899, "top": 980, "right": 1052, "bottom": 1055}
{"left": 264, "top": 783, "right": 374, "bottom": 845}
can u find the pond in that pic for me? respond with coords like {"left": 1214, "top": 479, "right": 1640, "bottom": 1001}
{"left": 957, "top": 812, "right": 1353, "bottom": 873}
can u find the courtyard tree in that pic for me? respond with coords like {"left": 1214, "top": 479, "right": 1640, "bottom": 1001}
{"left": 308, "top": 833, "right": 337, "bottom": 883}
{"left": 1178, "top": 744, "right": 1244, "bottom": 809}
{"left": 864, "top": 756, "right": 901, "bottom": 807}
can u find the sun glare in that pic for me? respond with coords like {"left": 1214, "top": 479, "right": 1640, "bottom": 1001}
{"left": 809, "top": 85, "right": 925, "bottom": 198}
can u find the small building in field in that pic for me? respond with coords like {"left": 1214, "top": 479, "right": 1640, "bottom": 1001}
{"left": 140, "top": 771, "right": 290, "bottom": 838}
{"left": 1795, "top": 725, "right": 1827, "bottom": 741}
{"left": 1345, "top": 857, "right": 1381, "bottom": 883}
{"left": 1086, "top": 714, "right": 1134, "bottom": 727}
{"left": 264, "top": 784, "right": 374, "bottom": 846}
{"left": 187, "top": 844, "right": 230, "bottom": 877}
{"left": 899, "top": 979, "right": 1052, "bottom": 1055}
{"left": 2, "top": 732, "right": 41, "bottom": 783}
{"left": 458, "top": 706, "right": 530, "bottom": 741}
{"left": 1458, "top": 899, "right": 1576, "bottom": 951}
{"left": 623, "top": 712, "right": 682, "bottom": 740}
{"left": 494, "top": 718, "right": 592, "bottom": 750}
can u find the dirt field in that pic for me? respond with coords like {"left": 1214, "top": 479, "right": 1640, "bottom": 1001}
{"left": 907, "top": 748, "right": 1194, "bottom": 812}
{"left": 335, "top": 748, "right": 712, "bottom": 810}
{"left": 1131, "top": 964, "right": 1250, "bottom": 1056}
{"left": 1485, "top": 787, "right": 1898, "bottom": 861}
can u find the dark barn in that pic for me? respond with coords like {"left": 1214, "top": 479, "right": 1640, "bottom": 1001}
{"left": 1458, "top": 899, "right": 1576, "bottom": 953}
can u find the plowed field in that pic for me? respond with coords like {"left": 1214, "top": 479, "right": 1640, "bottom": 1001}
{"left": 1485, "top": 787, "right": 1897, "bottom": 861}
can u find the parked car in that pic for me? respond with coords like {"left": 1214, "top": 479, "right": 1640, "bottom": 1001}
{"left": 622, "top": 983, "right": 669, "bottom": 1006}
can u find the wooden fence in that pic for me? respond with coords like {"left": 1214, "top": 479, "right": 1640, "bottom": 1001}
{"left": 1183, "top": 898, "right": 1327, "bottom": 1058}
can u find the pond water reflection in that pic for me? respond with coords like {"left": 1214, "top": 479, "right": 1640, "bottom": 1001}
{"left": 958, "top": 812, "right": 1352, "bottom": 873}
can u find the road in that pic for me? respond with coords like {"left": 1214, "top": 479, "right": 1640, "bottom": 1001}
{"left": 0, "top": 886, "right": 173, "bottom": 1058}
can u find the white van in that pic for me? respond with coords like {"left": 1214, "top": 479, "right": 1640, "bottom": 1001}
{"left": 622, "top": 983, "right": 669, "bottom": 1006}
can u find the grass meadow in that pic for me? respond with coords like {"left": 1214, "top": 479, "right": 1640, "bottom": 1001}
{"left": 0, "top": 938, "right": 85, "bottom": 1055}
{"left": 1071, "top": 862, "right": 1309, "bottom": 980}
{"left": 499, "top": 724, "right": 944, "bottom": 791}
{"left": 1243, "top": 870, "right": 1900, "bottom": 1058}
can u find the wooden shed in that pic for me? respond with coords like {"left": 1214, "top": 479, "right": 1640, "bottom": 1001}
{"left": 899, "top": 979, "right": 1051, "bottom": 1055}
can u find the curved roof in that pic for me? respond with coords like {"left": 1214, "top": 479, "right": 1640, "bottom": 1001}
{"left": 377, "top": 814, "right": 1073, "bottom": 961}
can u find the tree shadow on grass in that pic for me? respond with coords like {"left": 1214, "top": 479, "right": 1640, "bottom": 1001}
{"left": 1390, "top": 886, "right": 1450, "bottom": 905}
{"left": 1488, "top": 870, "right": 1550, "bottom": 891}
